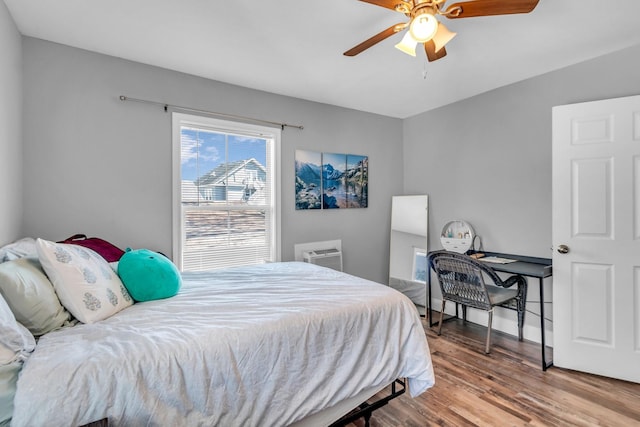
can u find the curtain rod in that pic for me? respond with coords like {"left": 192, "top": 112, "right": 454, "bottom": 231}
{"left": 118, "top": 95, "right": 304, "bottom": 130}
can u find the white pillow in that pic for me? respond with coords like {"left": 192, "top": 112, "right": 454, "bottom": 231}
{"left": 0, "top": 258, "right": 71, "bottom": 336}
{"left": 0, "top": 293, "right": 35, "bottom": 425}
{"left": 35, "top": 239, "right": 133, "bottom": 324}
{"left": 0, "top": 294, "right": 34, "bottom": 365}
{"left": 0, "top": 237, "right": 37, "bottom": 263}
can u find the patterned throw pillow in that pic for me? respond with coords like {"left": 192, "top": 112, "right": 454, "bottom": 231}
{"left": 35, "top": 239, "right": 133, "bottom": 324}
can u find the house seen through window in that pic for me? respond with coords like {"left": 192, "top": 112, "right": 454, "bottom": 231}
{"left": 172, "top": 113, "right": 280, "bottom": 271}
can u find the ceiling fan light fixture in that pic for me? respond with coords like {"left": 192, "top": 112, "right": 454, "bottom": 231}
{"left": 394, "top": 32, "right": 417, "bottom": 56}
{"left": 432, "top": 22, "right": 457, "bottom": 53}
{"left": 409, "top": 12, "right": 438, "bottom": 42}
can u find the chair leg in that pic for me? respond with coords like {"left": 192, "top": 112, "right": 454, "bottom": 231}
{"left": 437, "top": 300, "right": 446, "bottom": 336}
{"left": 462, "top": 305, "right": 467, "bottom": 323}
{"left": 485, "top": 309, "right": 493, "bottom": 354}
{"left": 516, "top": 280, "right": 527, "bottom": 342}
{"left": 518, "top": 307, "right": 525, "bottom": 341}
{"left": 517, "top": 299, "right": 525, "bottom": 341}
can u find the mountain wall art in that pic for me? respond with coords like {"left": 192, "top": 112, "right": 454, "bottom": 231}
{"left": 295, "top": 150, "right": 368, "bottom": 210}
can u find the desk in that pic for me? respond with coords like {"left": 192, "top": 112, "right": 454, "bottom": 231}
{"left": 427, "top": 251, "right": 553, "bottom": 371}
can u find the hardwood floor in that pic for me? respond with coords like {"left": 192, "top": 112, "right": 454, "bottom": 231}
{"left": 346, "top": 316, "right": 640, "bottom": 427}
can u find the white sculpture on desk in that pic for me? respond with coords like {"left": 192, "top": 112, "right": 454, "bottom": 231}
{"left": 440, "top": 220, "right": 474, "bottom": 253}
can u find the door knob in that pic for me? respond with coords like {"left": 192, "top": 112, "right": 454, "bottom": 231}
{"left": 557, "top": 244, "right": 569, "bottom": 254}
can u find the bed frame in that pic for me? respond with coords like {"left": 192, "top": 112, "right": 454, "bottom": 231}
{"left": 329, "top": 379, "right": 406, "bottom": 427}
{"left": 80, "top": 380, "right": 406, "bottom": 427}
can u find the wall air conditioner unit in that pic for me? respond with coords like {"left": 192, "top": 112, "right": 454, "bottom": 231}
{"left": 302, "top": 248, "right": 343, "bottom": 272}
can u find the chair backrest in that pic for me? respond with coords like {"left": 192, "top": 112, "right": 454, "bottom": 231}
{"left": 429, "top": 251, "right": 501, "bottom": 311}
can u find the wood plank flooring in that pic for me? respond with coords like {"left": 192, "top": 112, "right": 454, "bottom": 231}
{"left": 346, "top": 316, "right": 640, "bottom": 427}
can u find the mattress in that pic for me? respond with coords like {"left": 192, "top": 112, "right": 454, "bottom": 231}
{"left": 12, "top": 262, "right": 434, "bottom": 426}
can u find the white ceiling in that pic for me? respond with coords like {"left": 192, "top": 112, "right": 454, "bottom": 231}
{"left": 5, "top": 0, "right": 640, "bottom": 118}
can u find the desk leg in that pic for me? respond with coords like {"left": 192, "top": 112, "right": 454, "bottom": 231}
{"left": 427, "top": 269, "right": 434, "bottom": 326}
{"left": 539, "top": 277, "right": 553, "bottom": 371}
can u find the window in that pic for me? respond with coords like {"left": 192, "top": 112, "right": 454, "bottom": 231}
{"left": 172, "top": 113, "right": 280, "bottom": 271}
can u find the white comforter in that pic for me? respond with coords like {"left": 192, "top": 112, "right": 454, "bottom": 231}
{"left": 12, "top": 262, "right": 434, "bottom": 426}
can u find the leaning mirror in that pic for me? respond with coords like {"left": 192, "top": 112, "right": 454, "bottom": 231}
{"left": 388, "top": 195, "right": 428, "bottom": 315}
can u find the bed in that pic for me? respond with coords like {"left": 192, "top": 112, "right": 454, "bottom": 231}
{"left": 1, "top": 242, "right": 434, "bottom": 426}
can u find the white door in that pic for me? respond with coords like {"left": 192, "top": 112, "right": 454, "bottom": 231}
{"left": 552, "top": 95, "right": 640, "bottom": 383}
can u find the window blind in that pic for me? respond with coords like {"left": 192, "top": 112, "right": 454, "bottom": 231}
{"left": 173, "top": 114, "right": 279, "bottom": 271}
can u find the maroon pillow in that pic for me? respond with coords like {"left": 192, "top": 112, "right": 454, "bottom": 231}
{"left": 58, "top": 234, "right": 125, "bottom": 262}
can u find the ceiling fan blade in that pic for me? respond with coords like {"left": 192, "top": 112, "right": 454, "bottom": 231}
{"left": 424, "top": 40, "right": 447, "bottom": 62}
{"left": 358, "top": 0, "right": 411, "bottom": 12}
{"left": 444, "top": 0, "right": 539, "bottom": 18}
{"left": 344, "top": 24, "right": 403, "bottom": 56}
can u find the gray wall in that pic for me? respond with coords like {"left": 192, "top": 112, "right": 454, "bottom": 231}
{"left": 404, "top": 44, "right": 640, "bottom": 341}
{"left": 405, "top": 44, "right": 640, "bottom": 257}
{"left": 0, "top": 1, "right": 23, "bottom": 245}
{"left": 21, "top": 38, "right": 403, "bottom": 283}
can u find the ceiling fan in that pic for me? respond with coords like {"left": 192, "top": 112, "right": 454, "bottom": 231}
{"left": 344, "top": 0, "right": 540, "bottom": 61}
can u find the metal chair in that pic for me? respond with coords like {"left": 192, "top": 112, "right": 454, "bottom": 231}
{"left": 428, "top": 250, "right": 527, "bottom": 353}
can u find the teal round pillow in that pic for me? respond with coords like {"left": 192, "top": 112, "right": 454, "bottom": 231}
{"left": 118, "top": 249, "right": 182, "bottom": 302}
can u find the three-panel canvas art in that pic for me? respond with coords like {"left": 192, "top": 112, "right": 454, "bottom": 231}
{"left": 295, "top": 150, "right": 368, "bottom": 210}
